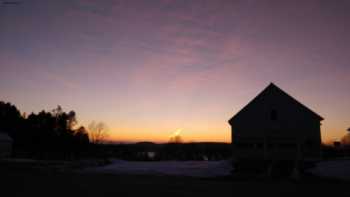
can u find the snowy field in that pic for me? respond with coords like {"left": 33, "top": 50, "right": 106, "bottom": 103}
{"left": 4, "top": 158, "right": 350, "bottom": 180}
{"left": 86, "top": 159, "right": 350, "bottom": 180}
{"left": 85, "top": 160, "right": 232, "bottom": 177}
{"left": 309, "top": 159, "right": 350, "bottom": 180}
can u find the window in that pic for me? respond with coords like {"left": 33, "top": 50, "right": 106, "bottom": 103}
{"left": 270, "top": 109, "right": 278, "bottom": 121}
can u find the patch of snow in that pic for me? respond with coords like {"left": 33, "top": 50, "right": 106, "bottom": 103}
{"left": 309, "top": 159, "right": 350, "bottom": 180}
{"left": 85, "top": 160, "right": 232, "bottom": 177}
{"left": 0, "top": 132, "right": 12, "bottom": 142}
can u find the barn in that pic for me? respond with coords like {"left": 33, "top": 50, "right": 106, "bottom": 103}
{"left": 0, "top": 132, "right": 13, "bottom": 158}
{"left": 229, "top": 83, "right": 323, "bottom": 164}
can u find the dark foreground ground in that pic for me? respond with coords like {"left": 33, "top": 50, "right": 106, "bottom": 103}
{"left": 1, "top": 162, "right": 350, "bottom": 197}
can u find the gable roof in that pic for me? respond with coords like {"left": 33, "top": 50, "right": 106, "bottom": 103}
{"left": 228, "top": 83, "right": 324, "bottom": 125}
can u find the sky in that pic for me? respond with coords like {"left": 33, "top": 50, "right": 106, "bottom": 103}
{"left": 0, "top": 0, "right": 349, "bottom": 143}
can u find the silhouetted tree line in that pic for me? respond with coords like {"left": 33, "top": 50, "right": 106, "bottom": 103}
{"left": 321, "top": 128, "right": 350, "bottom": 159}
{"left": 97, "top": 142, "right": 232, "bottom": 161}
{"left": 0, "top": 101, "right": 89, "bottom": 159}
{"left": 321, "top": 144, "right": 350, "bottom": 159}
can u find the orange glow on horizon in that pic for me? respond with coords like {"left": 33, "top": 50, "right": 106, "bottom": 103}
{"left": 99, "top": 120, "right": 346, "bottom": 144}
{"left": 103, "top": 126, "right": 231, "bottom": 143}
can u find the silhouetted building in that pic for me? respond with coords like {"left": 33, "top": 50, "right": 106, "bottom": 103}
{"left": 0, "top": 132, "right": 12, "bottom": 158}
{"left": 229, "top": 83, "right": 323, "bottom": 162}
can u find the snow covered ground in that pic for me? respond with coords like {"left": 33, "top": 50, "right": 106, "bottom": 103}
{"left": 85, "top": 160, "right": 232, "bottom": 177}
{"left": 309, "top": 159, "right": 350, "bottom": 180}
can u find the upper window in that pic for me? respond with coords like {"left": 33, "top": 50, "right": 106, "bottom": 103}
{"left": 270, "top": 109, "right": 278, "bottom": 121}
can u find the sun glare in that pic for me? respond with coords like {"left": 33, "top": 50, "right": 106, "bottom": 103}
{"left": 170, "top": 128, "right": 182, "bottom": 138}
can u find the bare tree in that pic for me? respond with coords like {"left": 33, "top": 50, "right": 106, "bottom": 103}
{"left": 67, "top": 110, "right": 77, "bottom": 129}
{"left": 340, "top": 127, "right": 350, "bottom": 145}
{"left": 88, "top": 121, "right": 109, "bottom": 144}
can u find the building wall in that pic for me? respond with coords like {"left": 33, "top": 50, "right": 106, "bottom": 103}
{"left": 230, "top": 87, "right": 322, "bottom": 161}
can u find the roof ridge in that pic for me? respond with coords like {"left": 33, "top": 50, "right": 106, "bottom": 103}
{"left": 228, "top": 83, "right": 324, "bottom": 125}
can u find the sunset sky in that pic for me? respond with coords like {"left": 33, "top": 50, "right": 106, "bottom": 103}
{"left": 1, "top": 0, "right": 349, "bottom": 143}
